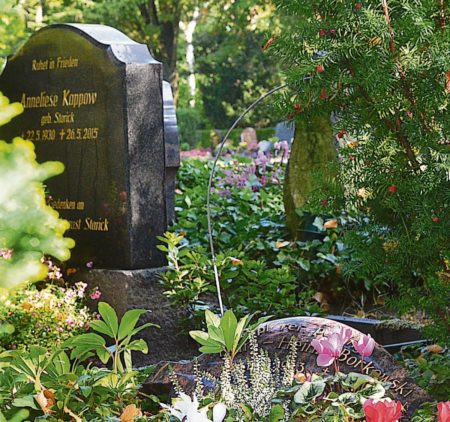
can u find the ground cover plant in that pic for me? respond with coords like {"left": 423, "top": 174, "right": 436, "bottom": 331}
{"left": 158, "top": 150, "right": 349, "bottom": 320}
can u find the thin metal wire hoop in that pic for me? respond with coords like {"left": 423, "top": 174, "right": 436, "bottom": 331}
{"left": 206, "top": 84, "right": 288, "bottom": 316}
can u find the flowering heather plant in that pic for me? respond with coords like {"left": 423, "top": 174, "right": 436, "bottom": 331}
{"left": 0, "top": 281, "right": 95, "bottom": 350}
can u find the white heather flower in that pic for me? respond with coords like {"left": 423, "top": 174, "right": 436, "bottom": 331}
{"left": 161, "top": 393, "right": 211, "bottom": 422}
{"left": 213, "top": 402, "right": 227, "bottom": 422}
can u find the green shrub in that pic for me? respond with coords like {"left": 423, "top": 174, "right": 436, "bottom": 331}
{"left": 159, "top": 157, "right": 342, "bottom": 319}
{"left": 0, "top": 279, "right": 94, "bottom": 351}
{"left": 270, "top": 0, "right": 449, "bottom": 340}
{"left": 176, "top": 107, "right": 207, "bottom": 148}
{"left": 0, "top": 93, "right": 74, "bottom": 290}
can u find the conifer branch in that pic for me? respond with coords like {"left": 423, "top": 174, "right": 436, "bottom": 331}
{"left": 381, "top": 0, "right": 395, "bottom": 53}
{"left": 345, "top": 60, "right": 421, "bottom": 171}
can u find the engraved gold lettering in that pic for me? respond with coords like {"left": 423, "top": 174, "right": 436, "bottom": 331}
{"left": 62, "top": 89, "right": 97, "bottom": 108}
{"left": 40, "top": 113, "right": 52, "bottom": 127}
{"left": 57, "top": 56, "right": 79, "bottom": 69}
{"left": 338, "top": 348, "right": 351, "bottom": 362}
{"left": 346, "top": 356, "right": 359, "bottom": 366}
{"left": 21, "top": 92, "right": 58, "bottom": 109}
{"left": 84, "top": 217, "right": 109, "bottom": 232}
{"left": 54, "top": 112, "right": 75, "bottom": 124}
{"left": 69, "top": 219, "right": 81, "bottom": 230}
{"left": 32, "top": 59, "right": 48, "bottom": 71}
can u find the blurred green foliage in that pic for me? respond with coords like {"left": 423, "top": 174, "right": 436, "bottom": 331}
{"left": 0, "top": 93, "right": 74, "bottom": 290}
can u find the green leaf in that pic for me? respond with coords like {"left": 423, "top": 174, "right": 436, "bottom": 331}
{"left": 50, "top": 351, "right": 70, "bottom": 376}
{"left": 199, "top": 344, "right": 223, "bottom": 354}
{"left": 98, "top": 302, "right": 119, "bottom": 338}
{"left": 128, "top": 322, "right": 159, "bottom": 339}
{"left": 97, "top": 347, "right": 110, "bottom": 364}
{"left": 127, "top": 339, "right": 148, "bottom": 354}
{"left": 298, "top": 258, "right": 311, "bottom": 272}
{"left": 205, "top": 310, "right": 221, "bottom": 327}
{"left": 118, "top": 309, "right": 147, "bottom": 340}
{"left": 70, "top": 333, "right": 106, "bottom": 348}
{"left": 294, "top": 380, "right": 326, "bottom": 404}
{"left": 269, "top": 404, "right": 285, "bottom": 422}
{"left": 89, "top": 320, "right": 115, "bottom": 338}
{"left": 220, "top": 310, "right": 238, "bottom": 351}
{"left": 189, "top": 330, "right": 210, "bottom": 346}
{"left": 208, "top": 325, "right": 226, "bottom": 346}
{"left": 12, "top": 395, "right": 39, "bottom": 410}
{"left": 233, "top": 314, "right": 250, "bottom": 352}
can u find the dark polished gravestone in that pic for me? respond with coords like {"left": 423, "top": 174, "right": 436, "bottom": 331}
{"left": 0, "top": 24, "right": 179, "bottom": 269}
{"left": 144, "top": 317, "right": 430, "bottom": 418}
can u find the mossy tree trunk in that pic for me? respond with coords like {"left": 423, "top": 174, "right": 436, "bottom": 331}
{"left": 283, "top": 114, "right": 336, "bottom": 239}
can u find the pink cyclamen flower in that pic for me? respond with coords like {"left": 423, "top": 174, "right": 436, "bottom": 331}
{"left": 352, "top": 333, "right": 375, "bottom": 357}
{"left": 363, "top": 399, "right": 402, "bottom": 422}
{"left": 338, "top": 327, "right": 353, "bottom": 344}
{"left": 311, "top": 332, "right": 346, "bottom": 367}
{"left": 438, "top": 402, "right": 450, "bottom": 422}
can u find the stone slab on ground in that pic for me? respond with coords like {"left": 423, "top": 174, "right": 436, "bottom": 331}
{"left": 144, "top": 317, "right": 431, "bottom": 418}
{"left": 75, "top": 268, "right": 198, "bottom": 365}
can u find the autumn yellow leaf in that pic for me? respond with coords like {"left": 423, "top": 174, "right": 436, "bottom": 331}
{"left": 120, "top": 404, "right": 142, "bottom": 422}
{"left": 324, "top": 219, "right": 338, "bottom": 229}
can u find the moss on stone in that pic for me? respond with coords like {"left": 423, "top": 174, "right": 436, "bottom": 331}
{"left": 283, "top": 114, "right": 336, "bottom": 238}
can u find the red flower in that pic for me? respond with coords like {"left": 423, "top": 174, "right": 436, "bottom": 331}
{"left": 337, "top": 130, "right": 347, "bottom": 138}
{"left": 319, "top": 28, "right": 326, "bottom": 37}
{"left": 438, "top": 402, "right": 450, "bottom": 422}
{"left": 349, "top": 155, "right": 355, "bottom": 161}
{"left": 316, "top": 65, "right": 325, "bottom": 73}
{"left": 329, "top": 28, "right": 336, "bottom": 36}
{"left": 355, "top": 2, "right": 362, "bottom": 10}
{"left": 293, "top": 103, "right": 302, "bottom": 111}
{"left": 321, "top": 198, "right": 328, "bottom": 206}
{"left": 388, "top": 185, "right": 397, "bottom": 193}
{"left": 363, "top": 400, "right": 402, "bottom": 422}
{"left": 432, "top": 216, "right": 441, "bottom": 223}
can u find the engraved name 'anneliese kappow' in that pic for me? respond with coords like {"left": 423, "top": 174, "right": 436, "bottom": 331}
{"left": 20, "top": 89, "right": 98, "bottom": 109}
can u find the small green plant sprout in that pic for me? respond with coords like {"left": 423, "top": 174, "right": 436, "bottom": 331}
{"left": 189, "top": 309, "right": 271, "bottom": 363}
{"left": 66, "top": 302, "right": 158, "bottom": 373}
{"left": 0, "top": 92, "right": 75, "bottom": 290}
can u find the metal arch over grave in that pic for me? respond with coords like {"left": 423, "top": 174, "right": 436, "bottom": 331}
{"left": 0, "top": 24, "right": 180, "bottom": 269}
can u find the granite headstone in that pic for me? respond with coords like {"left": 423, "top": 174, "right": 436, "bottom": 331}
{"left": 275, "top": 121, "right": 295, "bottom": 145}
{"left": 0, "top": 24, "right": 179, "bottom": 269}
{"left": 240, "top": 127, "right": 258, "bottom": 145}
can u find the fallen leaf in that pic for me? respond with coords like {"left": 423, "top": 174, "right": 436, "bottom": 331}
{"left": 294, "top": 372, "right": 307, "bottom": 383}
{"left": 35, "top": 390, "right": 54, "bottom": 414}
{"left": 356, "top": 310, "right": 366, "bottom": 318}
{"left": 324, "top": 219, "right": 338, "bottom": 229}
{"left": 230, "top": 257, "right": 244, "bottom": 265}
{"left": 376, "top": 296, "right": 385, "bottom": 305}
{"left": 427, "top": 344, "right": 443, "bottom": 354}
{"left": 275, "top": 240, "right": 290, "bottom": 249}
{"left": 120, "top": 404, "right": 142, "bottom": 422}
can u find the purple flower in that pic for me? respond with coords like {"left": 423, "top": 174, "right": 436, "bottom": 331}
{"left": 86, "top": 261, "right": 94, "bottom": 269}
